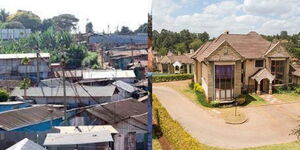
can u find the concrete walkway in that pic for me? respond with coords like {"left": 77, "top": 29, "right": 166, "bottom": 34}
{"left": 154, "top": 86, "right": 300, "bottom": 149}
{"left": 259, "top": 94, "right": 283, "bottom": 104}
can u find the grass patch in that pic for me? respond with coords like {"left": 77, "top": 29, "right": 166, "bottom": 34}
{"left": 244, "top": 141, "right": 300, "bottom": 150}
{"left": 273, "top": 92, "right": 300, "bottom": 102}
{"left": 152, "top": 94, "right": 221, "bottom": 150}
{"left": 243, "top": 94, "right": 267, "bottom": 106}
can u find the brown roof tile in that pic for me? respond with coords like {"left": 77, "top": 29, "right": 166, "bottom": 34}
{"left": 193, "top": 31, "right": 273, "bottom": 61}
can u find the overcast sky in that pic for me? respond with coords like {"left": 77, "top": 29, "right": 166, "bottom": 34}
{"left": 152, "top": 0, "right": 300, "bottom": 37}
{"left": 0, "top": 0, "right": 151, "bottom": 33}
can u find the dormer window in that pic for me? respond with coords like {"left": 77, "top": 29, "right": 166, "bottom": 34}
{"left": 255, "top": 60, "right": 264, "bottom": 68}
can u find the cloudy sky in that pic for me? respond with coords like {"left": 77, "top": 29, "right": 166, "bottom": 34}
{"left": 0, "top": 0, "right": 151, "bottom": 33}
{"left": 152, "top": 0, "right": 300, "bottom": 37}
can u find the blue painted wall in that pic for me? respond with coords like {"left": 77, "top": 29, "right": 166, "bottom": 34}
{"left": 0, "top": 103, "right": 31, "bottom": 112}
{"left": 0, "top": 118, "right": 64, "bottom": 132}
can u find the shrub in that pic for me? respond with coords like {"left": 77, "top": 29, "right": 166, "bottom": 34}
{"left": 0, "top": 89, "right": 9, "bottom": 102}
{"left": 153, "top": 95, "right": 210, "bottom": 150}
{"left": 152, "top": 74, "right": 193, "bottom": 83}
{"left": 236, "top": 95, "right": 246, "bottom": 105}
{"left": 295, "top": 87, "right": 300, "bottom": 94}
{"left": 194, "top": 83, "right": 204, "bottom": 93}
{"left": 211, "top": 100, "right": 220, "bottom": 107}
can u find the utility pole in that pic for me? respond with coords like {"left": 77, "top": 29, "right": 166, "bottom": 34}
{"left": 61, "top": 55, "right": 67, "bottom": 124}
{"left": 36, "top": 50, "right": 40, "bottom": 84}
{"left": 147, "top": 13, "right": 153, "bottom": 72}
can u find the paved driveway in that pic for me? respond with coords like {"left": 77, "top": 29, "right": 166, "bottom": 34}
{"left": 154, "top": 86, "right": 300, "bottom": 149}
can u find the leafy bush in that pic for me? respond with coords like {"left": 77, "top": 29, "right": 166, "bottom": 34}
{"left": 211, "top": 100, "right": 220, "bottom": 107}
{"left": 236, "top": 95, "right": 246, "bottom": 105}
{"left": 295, "top": 87, "right": 300, "bottom": 94}
{"left": 0, "top": 89, "right": 9, "bottom": 102}
{"left": 153, "top": 95, "right": 210, "bottom": 150}
{"left": 152, "top": 74, "right": 193, "bottom": 83}
{"left": 194, "top": 83, "right": 204, "bottom": 93}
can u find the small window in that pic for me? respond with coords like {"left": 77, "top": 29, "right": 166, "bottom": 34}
{"left": 255, "top": 60, "right": 264, "bottom": 68}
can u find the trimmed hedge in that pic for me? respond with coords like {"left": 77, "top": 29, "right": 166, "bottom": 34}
{"left": 153, "top": 95, "right": 215, "bottom": 150}
{"left": 152, "top": 74, "right": 194, "bottom": 83}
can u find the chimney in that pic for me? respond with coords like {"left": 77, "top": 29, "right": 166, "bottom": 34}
{"left": 224, "top": 30, "right": 229, "bottom": 34}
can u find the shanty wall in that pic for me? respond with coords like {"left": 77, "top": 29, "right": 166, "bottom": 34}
{"left": 0, "top": 131, "right": 48, "bottom": 149}
{"left": 31, "top": 97, "right": 111, "bottom": 107}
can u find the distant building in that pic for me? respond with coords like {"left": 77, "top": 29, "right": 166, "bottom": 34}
{"left": 0, "top": 53, "right": 50, "bottom": 81}
{"left": 156, "top": 52, "right": 194, "bottom": 74}
{"left": 0, "top": 29, "right": 31, "bottom": 40}
{"left": 106, "top": 49, "right": 148, "bottom": 69}
{"left": 88, "top": 33, "right": 147, "bottom": 46}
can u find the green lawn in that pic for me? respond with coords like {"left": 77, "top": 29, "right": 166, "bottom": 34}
{"left": 273, "top": 92, "right": 300, "bottom": 102}
{"left": 243, "top": 94, "right": 268, "bottom": 106}
{"left": 244, "top": 141, "right": 300, "bottom": 150}
{"left": 153, "top": 138, "right": 163, "bottom": 150}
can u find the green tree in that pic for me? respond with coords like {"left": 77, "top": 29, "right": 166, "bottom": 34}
{"left": 198, "top": 32, "right": 209, "bottom": 42}
{"left": 82, "top": 52, "right": 99, "bottom": 68}
{"left": 0, "top": 21, "right": 25, "bottom": 29}
{"left": 65, "top": 44, "right": 87, "bottom": 69}
{"left": 134, "top": 23, "right": 147, "bottom": 33}
{"left": 175, "top": 43, "right": 188, "bottom": 54}
{"left": 0, "top": 89, "right": 9, "bottom": 102}
{"left": 20, "top": 78, "right": 31, "bottom": 97}
{"left": 0, "top": 9, "right": 9, "bottom": 22}
{"left": 7, "top": 10, "right": 41, "bottom": 31}
{"left": 21, "top": 57, "right": 30, "bottom": 97}
{"left": 158, "top": 47, "right": 168, "bottom": 56}
{"left": 85, "top": 22, "right": 94, "bottom": 33}
{"left": 40, "top": 18, "right": 54, "bottom": 32}
{"left": 189, "top": 39, "right": 203, "bottom": 51}
{"left": 52, "top": 14, "right": 79, "bottom": 31}
{"left": 119, "top": 26, "right": 133, "bottom": 35}
{"left": 280, "top": 31, "right": 288, "bottom": 39}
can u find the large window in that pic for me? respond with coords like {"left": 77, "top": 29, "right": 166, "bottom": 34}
{"left": 255, "top": 60, "right": 264, "bottom": 68}
{"left": 271, "top": 60, "right": 284, "bottom": 84}
{"left": 215, "top": 65, "right": 234, "bottom": 100}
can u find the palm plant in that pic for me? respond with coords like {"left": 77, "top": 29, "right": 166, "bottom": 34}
{"left": 21, "top": 57, "right": 30, "bottom": 97}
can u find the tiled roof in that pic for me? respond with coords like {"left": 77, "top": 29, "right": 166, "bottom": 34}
{"left": 0, "top": 105, "right": 63, "bottom": 131}
{"left": 160, "top": 54, "right": 194, "bottom": 64}
{"left": 192, "top": 31, "right": 273, "bottom": 61}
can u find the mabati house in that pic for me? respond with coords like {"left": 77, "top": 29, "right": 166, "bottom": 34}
{"left": 191, "top": 31, "right": 292, "bottom": 102}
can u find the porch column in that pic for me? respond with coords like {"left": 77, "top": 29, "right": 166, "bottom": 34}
{"left": 269, "top": 81, "right": 272, "bottom": 94}
{"left": 257, "top": 80, "right": 261, "bottom": 95}
{"left": 187, "top": 64, "right": 190, "bottom": 74}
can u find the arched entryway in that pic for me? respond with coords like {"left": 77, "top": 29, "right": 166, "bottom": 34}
{"left": 251, "top": 68, "right": 275, "bottom": 95}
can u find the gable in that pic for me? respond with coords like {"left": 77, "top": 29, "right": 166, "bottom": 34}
{"left": 265, "top": 43, "right": 291, "bottom": 58}
{"left": 159, "top": 56, "right": 172, "bottom": 64}
{"left": 206, "top": 41, "right": 243, "bottom": 61}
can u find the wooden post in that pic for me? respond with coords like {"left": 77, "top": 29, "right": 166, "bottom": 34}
{"left": 257, "top": 81, "right": 261, "bottom": 95}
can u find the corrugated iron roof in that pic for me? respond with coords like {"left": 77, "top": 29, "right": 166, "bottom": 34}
{"left": 44, "top": 130, "right": 113, "bottom": 146}
{"left": 83, "top": 70, "right": 136, "bottom": 80}
{"left": 112, "top": 80, "right": 137, "bottom": 93}
{"left": 51, "top": 125, "right": 118, "bottom": 134}
{"left": 0, "top": 53, "right": 50, "bottom": 59}
{"left": 0, "top": 105, "right": 63, "bottom": 131}
{"left": 6, "top": 138, "right": 46, "bottom": 150}
{"left": 86, "top": 98, "right": 147, "bottom": 124}
{"left": 11, "top": 85, "right": 116, "bottom": 98}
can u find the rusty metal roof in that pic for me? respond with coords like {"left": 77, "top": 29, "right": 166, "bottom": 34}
{"left": 86, "top": 98, "right": 147, "bottom": 124}
{"left": 0, "top": 105, "right": 63, "bottom": 131}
